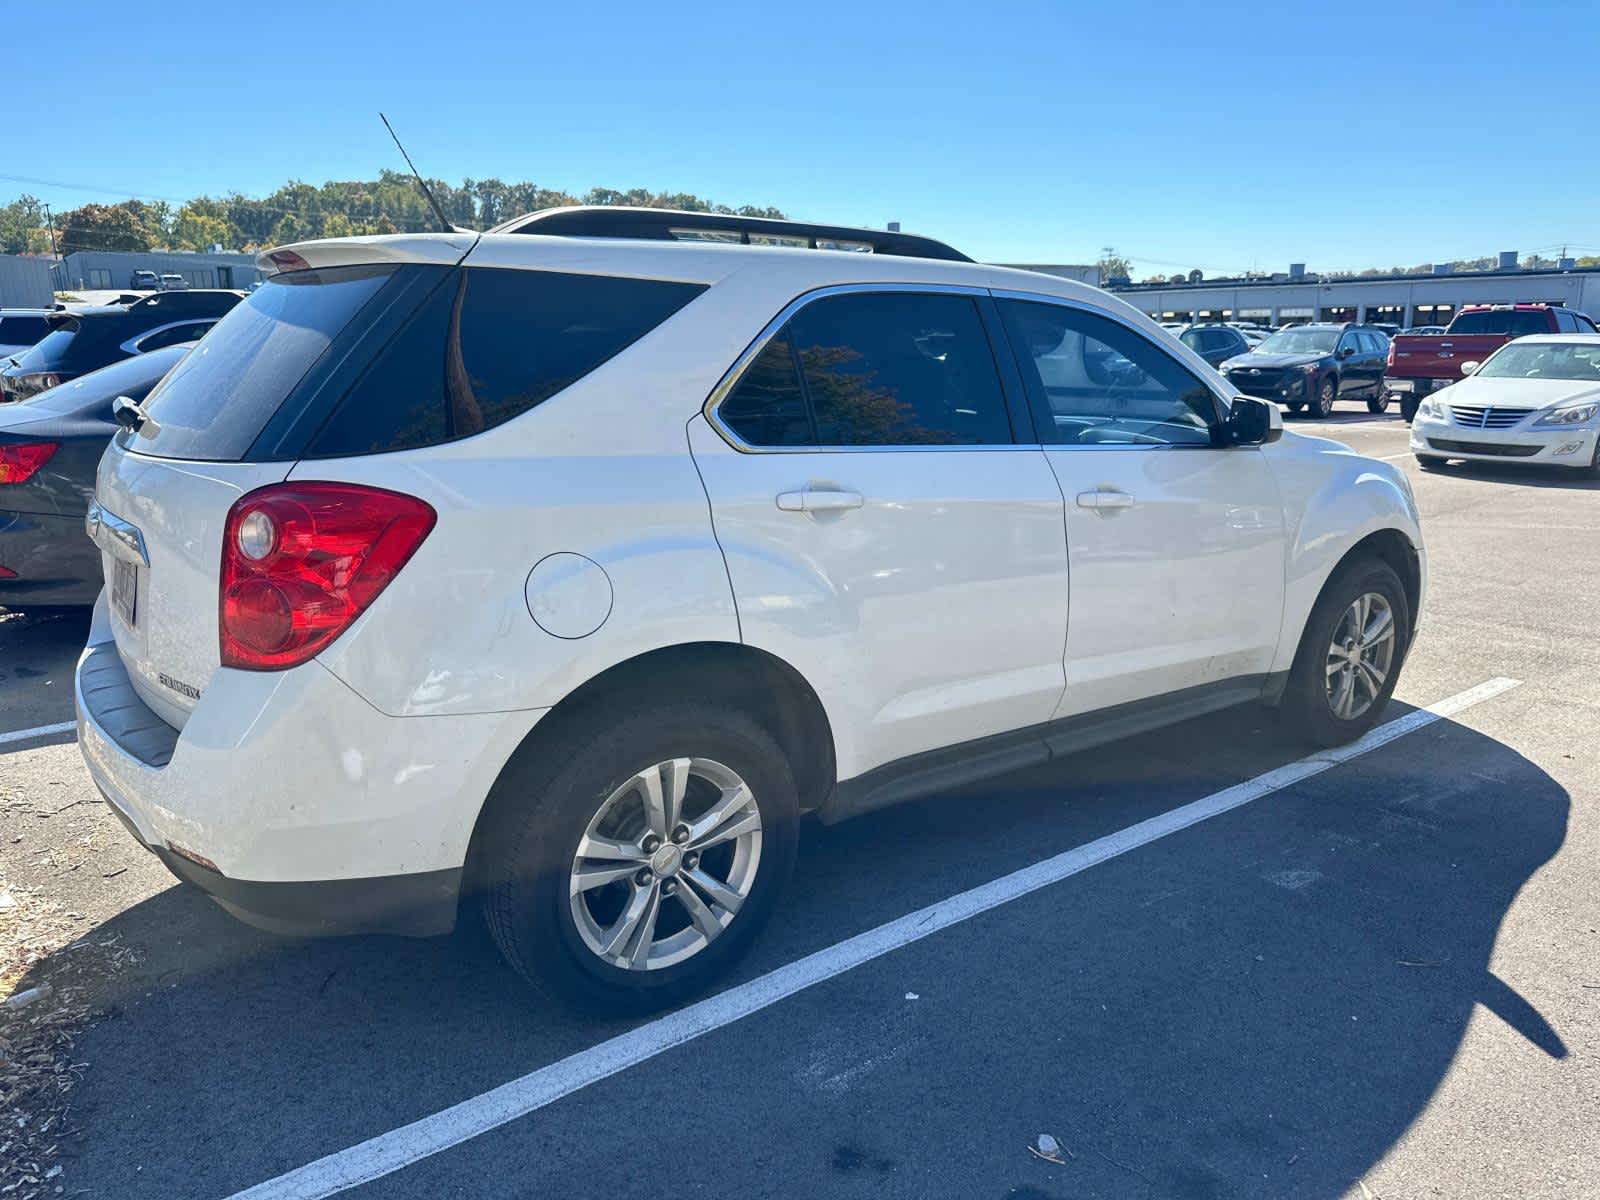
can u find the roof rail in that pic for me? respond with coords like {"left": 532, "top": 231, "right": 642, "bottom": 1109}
{"left": 489, "top": 206, "right": 972, "bottom": 262}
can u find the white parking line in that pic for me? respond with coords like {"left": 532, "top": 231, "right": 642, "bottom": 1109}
{"left": 1379, "top": 452, "right": 1415, "bottom": 462}
{"left": 226, "top": 676, "right": 1521, "bottom": 1200}
{"left": 0, "top": 720, "right": 76, "bottom": 749}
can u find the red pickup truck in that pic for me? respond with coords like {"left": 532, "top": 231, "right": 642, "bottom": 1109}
{"left": 1385, "top": 304, "right": 1598, "bottom": 419}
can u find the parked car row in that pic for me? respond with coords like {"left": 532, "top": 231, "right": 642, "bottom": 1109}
{"left": 1219, "top": 323, "right": 1392, "bottom": 417}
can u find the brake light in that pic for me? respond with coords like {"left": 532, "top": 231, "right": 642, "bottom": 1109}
{"left": 1386, "top": 342, "right": 1395, "bottom": 367}
{"left": 267, "top": 250, "right": 311, "bottom": 273}
{"left": 0, "top": 442, "right": 58, "bottom": 484}
{"left": 219, "top": 482, "right": 436, "bottom": 671}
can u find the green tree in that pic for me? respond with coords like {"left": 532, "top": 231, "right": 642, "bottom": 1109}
{"left": 57, "top": 202, "right": 158, "bottom": 253}
{"left": 172, "top": 199, "right": 231, "bottom": 250}
{"left": 0, "top": 194, "right": 46, "bottom": 255}
{"left": 1096, "top": 246, "right": 1132, "bottom": 281}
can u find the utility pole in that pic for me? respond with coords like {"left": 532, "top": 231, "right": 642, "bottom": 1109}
{"left": 43, "top": 203, "right": 59, "bottom": 257}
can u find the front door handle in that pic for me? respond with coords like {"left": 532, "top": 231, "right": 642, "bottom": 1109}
{"left": 1076, "top": 489, "right": 1136, "bottom": 511}
{"left": 777, "top": 488, "right": 864, "bottom": 513}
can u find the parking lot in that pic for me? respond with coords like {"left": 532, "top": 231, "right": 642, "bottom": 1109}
{"left": 2, "top": 410, "right": 1597, "bottom": 1199}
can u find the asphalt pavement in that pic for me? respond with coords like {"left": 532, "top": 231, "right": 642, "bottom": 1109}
{"left": 2, "top": 409, "right": 1597, "bottom": 1199}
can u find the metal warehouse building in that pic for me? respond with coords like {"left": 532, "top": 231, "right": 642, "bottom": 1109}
{"left": 54, "top": 249, "right": 261, "bottom": 292}
{"left": 1105, "top": 259, "right": 1600, "bottom": 328}
{"left": 0, "top": 254, "right": 57, "bottom": 307}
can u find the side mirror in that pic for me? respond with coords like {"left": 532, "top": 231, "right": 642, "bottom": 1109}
{"left": 1223, "top": 396, "right": 1281, "bottom": 446}
{"left": 1459, "top": 360, "right": 1480, "bottom": 376}
{"left": 1339, "top": 346, "right": 1356, "bottom": 358}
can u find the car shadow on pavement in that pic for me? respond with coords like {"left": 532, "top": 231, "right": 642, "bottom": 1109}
{"left": 1426, "top": 460, "right": 1600, "bottom": 490}
{"left": 0, "top": 606, "right": 92, "bottom": 736}
{"left": 24, "top": 699, "right": 1568, "bottom": 1200}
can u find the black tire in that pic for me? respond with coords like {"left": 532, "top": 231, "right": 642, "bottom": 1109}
{"left": 1310, "top": 377, "right": 1336, "bottom": 418}
{"left": 1285, "top": 402, "right": 1305, "bottom": 414}
{"left": 1399, "top": 394, "right": 1420, "bottom": 423}
{"left": 1280, "top": 558, "right": 1410, "bottom": 748}
{"left": 1415, "top": 454, "right": 1447, "bottom": 471}
{"left": 1366, "top": 393, "right": 1390, "bottom": 414}
{"left": 481, "top": 702, "right": 799, "bottom": 1013}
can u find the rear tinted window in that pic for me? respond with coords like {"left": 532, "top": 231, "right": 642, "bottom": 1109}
{"left": 133, "top": 265, "right": 395, "bottom": 460}
{"left": 1449, "top": 310, "right": 1551, "bottom": 337}
{"left": 718, "top": 334, "right": 813, "bottom": 447}
{"left": 307, "top": 268, "right": 705, "bottom": 457}
{"left": 0, "top": 315, "right": 48, "bottom": 344}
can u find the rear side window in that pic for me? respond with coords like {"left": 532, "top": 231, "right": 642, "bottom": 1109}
{"left": 135, "top": 265, "right": 396, "bottom": 460}
{"left": 1554, "top": 310, "right": 1577, "bottom": 333}
{"left": 308, "top": 268, "right": 706, "bottom": 457}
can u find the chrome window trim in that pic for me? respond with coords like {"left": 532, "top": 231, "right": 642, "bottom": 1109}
{"left": 701, "top": 282, "right": 1042, "bottom": 454}
{"left": 120, "top": 319, "right": 215, "bottom": 356}
{"left": 986, "top": 286, "right": 1240, "bottom": 451}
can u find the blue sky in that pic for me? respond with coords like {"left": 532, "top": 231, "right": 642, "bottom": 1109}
{"left": 10, "top": 0, "right": 1597, "bottom": 273}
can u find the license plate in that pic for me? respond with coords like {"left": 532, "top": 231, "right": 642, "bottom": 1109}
{"left": 1387, "top": 379, "right": 1414, "bottom": 392}
{"left": 112, "top": 558, "right": 138, "bottom": 628}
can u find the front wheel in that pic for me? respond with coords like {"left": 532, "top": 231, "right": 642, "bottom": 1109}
{"left": 1399, "top": 394, "right": 1420, "bottom": 423}
{"left": 1366, "top": 393, "right": 1390, "bottom": 414}
{"left": 1310, "top": 377, "right": 1336, "bottom": 418}
{"left": 1415, "top": 454, "right": 1448, "bottom": 471}
{"left": 482, "top": 702, "right": 799, "bottom": 1012}
{"left": 1280, "top": 559, "right": 1410, "bottom": 747}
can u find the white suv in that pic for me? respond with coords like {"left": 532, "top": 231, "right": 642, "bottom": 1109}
{"left": 76, "top": 209, "right": 1425, "bottom": 1010}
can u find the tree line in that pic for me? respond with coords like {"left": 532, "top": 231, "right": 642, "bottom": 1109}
{"left": 0, "top": 173, "right": 787, "bottom": 256}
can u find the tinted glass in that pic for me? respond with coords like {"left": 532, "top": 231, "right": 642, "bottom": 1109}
{"left": 135, "top": 264, "right": 395, "bottom": 460}
{"left": 137, "top": 322, "right": 211, "bottom": 353}
{"left": 1448, "top": 310, "right": 1551, "bottom": 337}
{"left": 11, "top": 328, "right": 78, "bottom": 370}
{"left": 1554, "top": 310, "right": 1577, "bottom": 332}
{"left": 0, "top": 316, "right": 48, "bottom": 344}
{"left": 21, "top": 345, "right": 188, "bottom": 419}
{"left": 785, "top": 292, "right": 1011, "bottom": 446}
{"left": 309, "top": 268, "right": 706, "bottom": 457}
{"left": 717, "top": 334, "right": 813, "bottom": 446}
{"left": 998, "top": 299, "right": 1218, "bottom": 447}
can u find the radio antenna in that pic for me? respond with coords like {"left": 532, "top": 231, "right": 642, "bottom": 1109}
{"left": 380, "top": 112, "right": 454, "bottom": 234}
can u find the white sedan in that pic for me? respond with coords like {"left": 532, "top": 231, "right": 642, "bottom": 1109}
{"left": 1410, "top": 334, "right": 1600, "bottom": 475}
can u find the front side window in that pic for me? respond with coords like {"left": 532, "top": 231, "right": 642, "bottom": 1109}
{"left": 715, "top": 291, "right": 1014, "bottom": 448}
{"left": 998, "top": 299, "right": 1219, "bottom": 447}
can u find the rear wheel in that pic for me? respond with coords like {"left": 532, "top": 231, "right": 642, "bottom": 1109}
{"left": 1399, "top": 394, "right": 1420, "bottom": 423}
{"left": 482, "top": 702, "right": 799, "bottom": 1013}
{"left": 1310, "top": 377, "right": 1336, "bottom": 419}
{"left": 1366, "top": 393, "right": 1390, "bottom": 414}
{"left": 1281, "top": 559, "right": 1409, "bottom": 747}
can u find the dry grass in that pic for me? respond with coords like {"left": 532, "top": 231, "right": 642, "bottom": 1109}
{"left": 1, "top": 885, "right": 140, "bottom": 1199}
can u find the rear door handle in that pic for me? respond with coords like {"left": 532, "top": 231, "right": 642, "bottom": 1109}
{"left": 777, "top": 488, "right": 864, "bottom": 513}
{"left": 1076, "top": 489, "right": 1135, "bottom": 511}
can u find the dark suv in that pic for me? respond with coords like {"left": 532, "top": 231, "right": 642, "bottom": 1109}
{"left": 1178, "top": 324, "right": 1251, "bottom": 369}
{"left": 0, "top": 290, "right": 240, "bottom": 403}
{"left": 1219, "top": 323, "right": 1390, "bottom": 417}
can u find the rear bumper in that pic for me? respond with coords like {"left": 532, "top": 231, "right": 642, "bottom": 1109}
{"left": 75, "top": 595, "right": 546, "bottom": 937}
{"left": 1409, "top": 418, "right": 1598, "bottom": 467}
{"left": 0, "top": 509, "right": 102, "bottom": 607}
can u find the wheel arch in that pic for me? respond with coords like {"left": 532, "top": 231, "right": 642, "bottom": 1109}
{"left": 462, "top": 641, "right": 836, "bottom": 894}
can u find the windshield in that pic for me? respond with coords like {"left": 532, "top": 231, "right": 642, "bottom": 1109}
{"left": 1449, "top": 310, "right": 1550, "bottom": 337}
{"left": 1259, "top": 329, "right": 1338, "bottom": 354}
{"left": 1477, "top": 342, "right": 1600, "bottom": 382}
{"left": 133, "top": 264, "right": 397, "bottom": 460}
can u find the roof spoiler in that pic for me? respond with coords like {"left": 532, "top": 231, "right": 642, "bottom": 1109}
{"left": 489, "top": 206, "right": 973, "bottom": 262}
{"left": 257, "top": 232, "right": 480, "bottom": 276}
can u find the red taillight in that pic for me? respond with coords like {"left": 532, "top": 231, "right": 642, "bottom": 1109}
{"left": 1386, "top": 343, "right": 1396, "bottom": 367}
{"left": 0, "top": 565, "right": 16, "bottom": 579}
{"left": 219, "top": 482, "right": 436, "bottom": 671}
{"left": 267, "top": 249, "right": 311, "bottom": 273}
{"left": 0, "top": 441, "right": 58, "bottom": 484}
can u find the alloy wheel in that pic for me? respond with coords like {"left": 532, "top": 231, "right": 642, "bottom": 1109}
{"left": 1325, "top": 592, "right": 1396, "bottom": 720}
{"left": 569, "top": 757, "right": 763, "bottom": 971}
